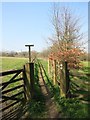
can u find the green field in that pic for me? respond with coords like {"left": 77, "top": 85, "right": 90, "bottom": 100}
{"left": 1, "top": 56, "right": 89, "bottom": 71}
{"left": 0, "top": 57, "right": 28, "bottom": 72}
{"left": 0, "top": 57, "right": 28, "bottom": 83}
{"left": 1, "top": 57, "right": 89, "bottom": 83}
{"left": 82, "top": 61, "right": 90, "bottom": 67}
{"left": 1, "top": 57, "right": 90, "bottom": 118}
{"left": 0, "top": 57, "right": 47, "bottom": 118}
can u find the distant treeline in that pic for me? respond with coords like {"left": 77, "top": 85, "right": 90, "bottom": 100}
{"left": 0, "top": 51, "right": 29, "bottom": 57}
{"left": 0, "top": 50, "right": 48, "bottom": 59}
{"left": 0, "top": 49, "right": 89, "bottom": 61}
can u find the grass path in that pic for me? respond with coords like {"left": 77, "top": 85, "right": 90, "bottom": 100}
{"left": 38, "top": 61, "right": 60, "bottom": 118}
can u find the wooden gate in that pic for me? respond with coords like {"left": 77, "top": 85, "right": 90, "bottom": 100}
{"left": 0, "top": 62, "right": 35, "bottom": 119}
{"left": 0, "top": 69, "right": 26, "bottom": 119}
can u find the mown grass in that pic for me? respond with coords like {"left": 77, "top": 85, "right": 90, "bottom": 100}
{"left": 1, "top": 57, "right": 28, "bottom": 72}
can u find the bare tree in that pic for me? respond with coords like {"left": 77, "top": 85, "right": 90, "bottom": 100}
{"left": 49, "top": 4, "right": 85, "bottom": 68}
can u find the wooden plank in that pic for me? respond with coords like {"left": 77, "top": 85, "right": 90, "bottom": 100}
{"left": 56, "top": 80, "right": 60, "bottom": 86}
{"left": 1, "top": 78, "right": 23, "bottom": 90}
{"left": 2, "top": 85, "right": 24, "bottom": 94}
{"left": 0, "top": 71, "right": 22, "bottom": 90}
{"left": 2, "top": 105, "right": 20, "bottom": 118}
{"left": 70, "top": 73, "right": 88, "bottom": 77}
{"left": 0, "top": 72, "right": 20, "bottom": 86}
{"left": 23, "top": 69, "right": 27, "bottom": 100}
{"left": 71, "top": 81, "right": 80, "bottom": 88}
{"left": 1, "top": 101, "right": 20, "bottom": 112}
{"left": 0, "top": 69, "right": 23, "bottom": 76}
{"left": 2, "top": 96, "right": 23, "bottom": 103}
{"left": 2, "top": 78, "right": 23, "bottom": 87}
{"left": 2, "top": 91, "right": 24, "bottom": 103}
{"left": 2, "top": 103, "right": 25, "bottom": 120}
{"left": 0, "top": 78, "right": 23, "bottom": 96}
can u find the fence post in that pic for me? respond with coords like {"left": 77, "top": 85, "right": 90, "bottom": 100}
{"left": 65, "top": 62, "right": 70, "bottom": 98}
{"left": 48, "top": 58, "right": 50, "bottom": 74}
{"left": 23, "top": 67, "right": 28, "bottom": 101}
{"left": 48, "top": 59, "right": 52, "bottom": 77}
{"left": 60, "top": 62, "right": 65, "bottom": 97}
{"left": 23, "top": 63, "right": 34, "bottom": 100}
{"left": 60, "top": 62, "right": 70, "bottom": 98}
{"left": 30, "top": 63, "right": 35, "bottom": 98}
{"left": 53, "top": 60, "right": 57, "bottom": 85}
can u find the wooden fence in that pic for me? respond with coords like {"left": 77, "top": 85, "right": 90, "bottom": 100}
{"left": 48, "top": 58, "right": 90, "bottom": 98}
{"left": 0, "top": 62, "right": 34, "bottom": 120}
{"left": 70, "top": 70, "right": 90, "bottom": 88}
{"left": 48, "top": 59, "right": 70, "bottom": 98}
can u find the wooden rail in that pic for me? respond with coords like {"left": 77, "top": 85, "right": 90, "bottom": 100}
{"left": 0, "top": 69, "right": 23, "bottom": 76}
{"left": 70, "top": 72, "right": 90, "bottom": 77}
{"left": 56, "top": 80, "right": 60, "bottom": 86}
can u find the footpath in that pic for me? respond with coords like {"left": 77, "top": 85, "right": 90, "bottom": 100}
{"left": 39, "top": 63, "right": 61, "bottom": 118}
